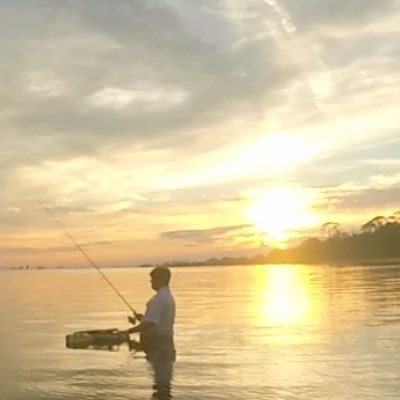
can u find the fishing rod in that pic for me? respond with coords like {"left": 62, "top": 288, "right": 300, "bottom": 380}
{"left": 41, "top": 204, "right": 137, "bottom": 317}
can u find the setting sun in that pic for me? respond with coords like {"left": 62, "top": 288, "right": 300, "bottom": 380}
{"left": 247, "top": 187, "right": 321, "bottom": 248}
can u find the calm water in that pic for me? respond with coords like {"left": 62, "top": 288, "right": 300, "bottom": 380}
{"left": 1, "top": 264, "right": 400, "bottom": 400}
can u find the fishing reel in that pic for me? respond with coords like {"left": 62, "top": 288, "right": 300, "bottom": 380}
{"left": 128, "top": 312, "right": 143, "bottom": 325}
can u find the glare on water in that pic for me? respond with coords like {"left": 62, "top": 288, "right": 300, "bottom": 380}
{"left": 1, "top": 264, "right": 400, "bottom": 400}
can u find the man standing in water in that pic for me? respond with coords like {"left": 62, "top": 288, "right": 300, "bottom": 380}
{"left": 125, "top": 266, "right": 176, "bottom": 399}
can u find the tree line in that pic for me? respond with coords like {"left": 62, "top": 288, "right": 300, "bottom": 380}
{"left": 267, "top": 212, "right": 400, "bottom": 263}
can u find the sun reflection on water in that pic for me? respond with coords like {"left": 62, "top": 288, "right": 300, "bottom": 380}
{"left": 251, "top": 265, "right": 321, "bottom": 344}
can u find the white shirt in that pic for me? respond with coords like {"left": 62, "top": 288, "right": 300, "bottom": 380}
{"left": 144, "top": 286, "right": 175, "bottom": 335}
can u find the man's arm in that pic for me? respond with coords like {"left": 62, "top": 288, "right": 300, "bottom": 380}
{"left": 126, "top": 295, "right": 161, "bottom": 335}
{"left": 125, "top": 320, "right": 156, "bottom": 334}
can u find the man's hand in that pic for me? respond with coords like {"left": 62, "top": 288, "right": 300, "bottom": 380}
{"left": 135, "top": 312, "right": 144, "bottom": 322}
{"left": 128, "top": 313, "right": 144, "bottom": 325}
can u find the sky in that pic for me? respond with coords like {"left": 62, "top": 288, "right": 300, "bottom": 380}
{"left": 1, "top": 0, "right": 400, "bottom": 267}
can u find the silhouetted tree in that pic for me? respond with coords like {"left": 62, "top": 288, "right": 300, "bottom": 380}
{"left": 321, "top": 222, "right": 341, "bottom": 239}
{"left": 266, "top": 211, "right": 400, "bottom": 264}
{"left": 361, "top": 216, "right": 387, "bottom": 233}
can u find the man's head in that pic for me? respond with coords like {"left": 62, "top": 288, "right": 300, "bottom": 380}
{"left": 150, "top": 266, "right": 171, "bottom": 291}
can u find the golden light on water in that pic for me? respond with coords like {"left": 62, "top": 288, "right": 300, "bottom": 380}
{"left": 246, "top": 187, "right": 321, "bottom": 248}
{"left": 256, "top": 265, "right": 311, "bottom": 326}
{"left": 249, "top": 265, "right": 324, "bottom": 345}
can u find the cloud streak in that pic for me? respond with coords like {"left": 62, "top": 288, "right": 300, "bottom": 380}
{"left": 161, "top": 224, "right": 252, "bottom": 243}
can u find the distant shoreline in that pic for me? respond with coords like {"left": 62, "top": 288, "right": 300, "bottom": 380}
{"left": 4, "top": 213, "right": 400, "bottom": 271}
{"left": 3, "top": 257, "right": 400, "bottom": 271}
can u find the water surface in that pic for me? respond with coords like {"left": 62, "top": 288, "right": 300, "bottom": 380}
{"left": 1, "top": 264, "right": 400, "bottom": 399}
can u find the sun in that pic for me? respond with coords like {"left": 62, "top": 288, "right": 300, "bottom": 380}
{"left": 246, "top": 187, "right": 320, "bottom": 248}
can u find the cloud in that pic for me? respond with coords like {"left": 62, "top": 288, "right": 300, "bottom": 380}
{"left": 0, "top": 246, "right": 73, "bottom": 255}
{"left": 0, "top": 0, "right": 294, "bottom": 154}
{"left": 293, "top": 135, "right": 400, "bottom": 184}
{"left": 0, "top": 240, "right": 116, "bottom": 255}
{"left": 161, "top": 224, "right": 253, "bottom": 246}
{"left": 2, "top": 0, "right": 397, "bottom": 175}
{"left": 279, "top": 0, "right": 398, "bottom": 31}
{"left": 87, "top": 85, "right": 189, "bottom": 111}
{"left": 362, "top": 159, "right": 400, "bottom": 167}
{"left": 317, "top": 186, "right": 400, "bottom": 216}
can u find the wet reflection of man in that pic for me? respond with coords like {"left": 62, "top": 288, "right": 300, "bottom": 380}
{"left": 125, "top": 267, "right": 176, "bottom": 399}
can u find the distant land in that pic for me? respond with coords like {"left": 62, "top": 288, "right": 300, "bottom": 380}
{"left": 140, "top": 213, "right": 400, "bottom": 268}
{"left": 5, "top": 213, "right": 400, "bottom": 270}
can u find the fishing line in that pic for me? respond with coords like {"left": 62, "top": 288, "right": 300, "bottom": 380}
{"left": 41, "top": 204, "right": 137, "bottom": 315}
